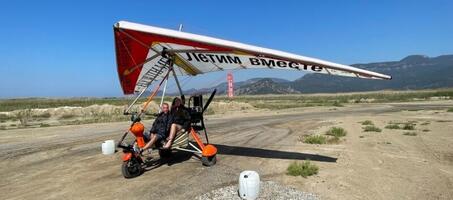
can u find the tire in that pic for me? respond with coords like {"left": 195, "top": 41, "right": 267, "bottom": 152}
{"left": 158, "top": 149, "right": 172, "bottom": 158}
{"left": 121, "top": 159, "right": 143, "bottom": 179}
{"left": 201, "top": 155, "right": 217, "bottom": 166}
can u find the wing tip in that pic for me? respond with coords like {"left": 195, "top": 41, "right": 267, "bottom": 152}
{"left": 114, "top": 20, "right": 131, "bottom": 29}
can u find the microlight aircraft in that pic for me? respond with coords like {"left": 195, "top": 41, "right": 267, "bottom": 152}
{"left": 113, "top": 21, "right": 391, "bottom": 178}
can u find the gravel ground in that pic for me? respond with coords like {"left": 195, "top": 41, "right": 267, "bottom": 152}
{"left": 195, "top": 181, "right": 319, "bottom": 200}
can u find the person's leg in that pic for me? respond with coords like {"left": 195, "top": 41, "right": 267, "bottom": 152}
{"left": 143, "top": 133, "right": 158, "bottom": 150}
{"left": 163, "top": 124, "right": 182, "bottom": 149}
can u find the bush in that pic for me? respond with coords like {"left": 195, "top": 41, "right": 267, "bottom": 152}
{"left": 402, "top": 123, "right": 415, "bottom": 130}
{"left": 363, "top": 125, "right": 382, "bottom": 132}
{"left": 286, "top": 161, "right": 319, "bottom": 177}
{"left": 403, "top": 132, "right": 417, "bottom": 136}
{"left": 40, "top": 123, "right": 51, "bottom": 127}
{"left": 361, "top": 120, "right": 374, "bottom": 126}
{"left": 332, "top": 101, "right": 343, "bottom": 107}
{"left": 447, "top": 108, "right": 453, "bottom": 112}
{"left": 422, "top": 129, "right": 430, "bottom": 132}
{"left": 325, "top": 127, "right": 347, "bottom": 137}
{"left": 385, "top": 124, "right": 401, "bottom": 129}
{"left": 303, "top": 135, "right": 326, "bottom": 144}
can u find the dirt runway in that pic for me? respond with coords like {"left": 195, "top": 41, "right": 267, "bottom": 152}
{"left": 1, "top": 102, "right": 453, "bottom": 200}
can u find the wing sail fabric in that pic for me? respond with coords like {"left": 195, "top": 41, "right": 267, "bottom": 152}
{"left": 114, "top": 21, "right": 391, "bottom": 95}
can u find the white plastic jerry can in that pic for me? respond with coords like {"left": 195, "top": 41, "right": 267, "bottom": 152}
{"left": 238, "top": 170, "right": 260, "bottom": 200}
{"left": 101, "top": 140, "right": 115, "bottom": 155}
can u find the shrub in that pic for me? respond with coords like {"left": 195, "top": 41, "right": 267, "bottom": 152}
{"left": 363, "top": 125, "right": 382, "bottom": 132}
{"left": 325, "top": 127, "right": 347, "bottom": 137}
{"left": 303, "top": 135, "right": 326, "bottom": 144}
{"left": 420, "top": 121, "right": 430, "bottom": 125}
{"left": 447, "top": 108, "right": 453, "bottom": 112}
{"left": 402, "top": 123, "right": 415, "bottom": 130}
{"left": 40, "top": 123, "right": 51, "bottom": 127}
{"left": 422, "top": 129, "right": 430, "bottom": 132}
{"left": 385, "top": 124, "right": 401, "bottom": 129}
{"left": 403, "top": 132, "right": 417, "bottom": 136}
{"left": 332, "top": 101, "right": 343, "bottom": 107}
{"left": 286, "top": 161, "right": 319, "bottom": 177}
{"left": 361, "top": 120, "right": 374, "bottom": 126}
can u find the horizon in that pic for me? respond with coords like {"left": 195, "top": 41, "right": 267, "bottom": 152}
{"left": 1, "top": 1, "right": 453, "bottom": 98}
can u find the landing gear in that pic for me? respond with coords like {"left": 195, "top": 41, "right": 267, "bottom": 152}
{"left": 121, "top": 158, "right": 143, "bottom": 178}
{"left": 201, "top": 155, "right": 217, "bottom": 166}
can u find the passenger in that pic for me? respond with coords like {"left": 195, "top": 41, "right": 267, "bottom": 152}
{"left": 162, "top": 97, "right": 191, "bottom": 149}
{"left": 142, "top": 103, "right": 172, "bottom": 151}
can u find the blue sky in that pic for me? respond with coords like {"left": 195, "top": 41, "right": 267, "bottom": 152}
{"left": 0, "top": 0, "right": 452, "bottom": 98}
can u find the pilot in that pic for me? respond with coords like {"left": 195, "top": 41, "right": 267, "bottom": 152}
{"left": 142, "top": 103, "right": 172, "bottom": 151}
{"left": 162, "top": 97, "right": 191, "bottom": 149}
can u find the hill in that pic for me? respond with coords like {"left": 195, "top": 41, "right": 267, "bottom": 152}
{"left": 160, "top": 54, "right": 453, "bottom": 95}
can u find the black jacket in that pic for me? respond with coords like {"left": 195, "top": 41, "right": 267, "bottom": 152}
{"left": 150, "top": 112, "right": 172, "bottom": 136}
{"left": 170, "top": 106, "right": 191, "bottom": 130}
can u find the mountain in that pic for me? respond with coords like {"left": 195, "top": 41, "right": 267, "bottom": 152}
{"left": 292, "top": 55, "right": 453, "bottom": 93}
{"left": 182, "top": 77, "right": 291, "bottom": 95}
{"left": 235, "top": 78, "right": 299, "bottom": 95}
{"left": 161, "top": 54, "right": 453, "bottom": 95}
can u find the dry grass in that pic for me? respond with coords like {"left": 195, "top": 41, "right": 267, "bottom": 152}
{"left": 360, "top": 120, "right": 374, "bottom": 126}
{"left": 420, "top": 121, "right": 430, "bottom": 125}
{"left": 385, "top": 124, "right": 401, "bottom": 129}
{"left": 363, "top": 125, "right": 382, "bottom": 132}
{"left": 303, "top": 135, "right": 327, "bottom": 144}
{"left": 325, "top": 127, "right": 347, "bottom": 137}
{"left": 286, "top": 161, "right": 319, "bottom": 177}
{"left": 402, "top": 123, "right": 416, "bottom": 130}
{"left": 403, "top": 132, "right": 417, "bottom": 136}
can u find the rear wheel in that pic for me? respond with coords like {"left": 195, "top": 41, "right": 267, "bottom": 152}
{"left": 201, "top": 155, "right": 217, "bottom": 166}
{"left": 121, "top": 159, "right": 143, "bottom": 178}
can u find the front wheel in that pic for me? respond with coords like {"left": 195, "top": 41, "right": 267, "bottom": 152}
{"left": 121, "top": 159, "right": 143, "bottom": 178}
{"left": 201, "top": 155, "right": 217, "bottom": 166}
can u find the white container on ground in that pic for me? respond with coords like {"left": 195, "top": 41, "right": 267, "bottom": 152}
{"left": 102, "top": 140, "right": 115, "bottom": 155}
{"left": 238, "top": 170, "right": 260, "bottom": 200}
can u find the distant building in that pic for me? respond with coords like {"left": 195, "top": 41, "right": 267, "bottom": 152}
{"left": 227, "top": 72, "right": 234, "bottom": 98}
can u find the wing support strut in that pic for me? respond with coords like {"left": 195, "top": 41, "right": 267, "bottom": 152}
{"left": 123, "top": 54, "right": 174, "bottom": 115}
